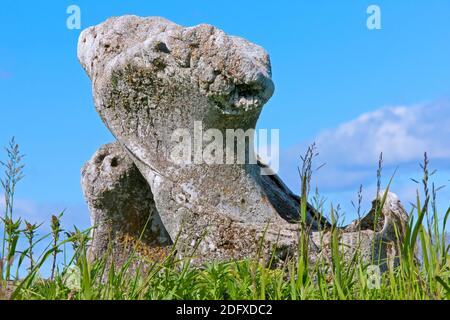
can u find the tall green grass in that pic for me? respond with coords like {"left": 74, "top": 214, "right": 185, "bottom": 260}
{"left": 0, "top": 138, "right": 449, "bottom": 300}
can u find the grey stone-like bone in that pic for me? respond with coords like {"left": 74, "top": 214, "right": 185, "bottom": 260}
{"left": 78, "top": 16, "right": 409, "bottom": 268}
{"left": 81, "top": 142, "right": 172, "bottom": 264}
{"left": 78, "top": 16, "right": 322, "bottom": 263}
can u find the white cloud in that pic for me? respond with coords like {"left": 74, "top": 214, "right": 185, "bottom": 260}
{"left": 278, "top": 101, "right": 450, "bottom": 223}
{"left": 314, "top": 101, "right": 450, "bottom": 167}
{"left": 280, "top": 100, "right": 450, "bottom": 190}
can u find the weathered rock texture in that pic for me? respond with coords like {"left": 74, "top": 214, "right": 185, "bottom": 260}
{"left": 81, "top": 142, "right": 172, "bottom": 265}
{"left": 78, "top": 16, "right": 409, "bottom": 269}
{"left": 313, "top": 192, "right": 409, "bottom": 271}
{"left": 78, "top": 16, "right": 325, "bottom": 264}
{"left": 0, "top": 281, "right": 14, "bottom": 300}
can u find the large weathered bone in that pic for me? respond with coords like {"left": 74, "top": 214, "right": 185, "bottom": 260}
{"left": 78, "top": 16, "right": 324, "bottom": 263}
{"left": 81, "top": 142, "right": 172, "bottom": 266}
{"left": 78, "top": 16, "right": 410, "bottom": 269}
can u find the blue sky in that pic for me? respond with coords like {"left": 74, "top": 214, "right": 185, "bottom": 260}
{"left": 1, "top": 0, "right": 450, "bottom": 233}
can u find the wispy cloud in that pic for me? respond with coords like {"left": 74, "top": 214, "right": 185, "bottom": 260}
{"left": 315, "top": 102, "right": 450, "bottom": 166}
{"left": 281, "top": 101, "right": 450, "bottom": 189}
{"left": 279, "top": 100, "right": 450, "bottom": 222}
{"left": 0, "top": 195, "right": 90, "bottom": 233}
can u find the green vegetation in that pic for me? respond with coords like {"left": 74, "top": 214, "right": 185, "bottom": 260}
{"left": 0, "top": 138, "right": 449, "bottom": 300}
